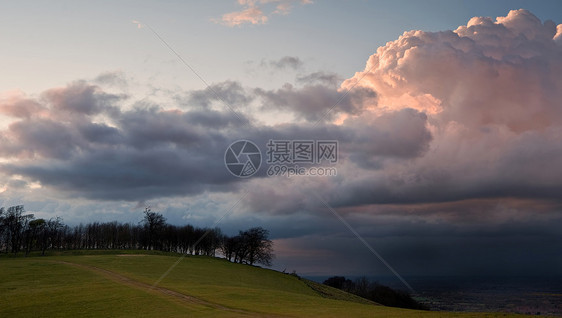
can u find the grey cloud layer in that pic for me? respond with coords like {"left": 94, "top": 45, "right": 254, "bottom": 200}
{"left": 1, "top": 82, "right": 243, "bottom": 200}
{"left": 0, "top": 77, "right": 428, "bottom": 202}
{"left": 4, "top": 10, "right": 562, "bottom": 213}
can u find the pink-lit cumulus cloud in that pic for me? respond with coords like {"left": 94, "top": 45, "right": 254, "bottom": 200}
{"left": 240, "top": 10, "right": 562, "bottom": 220}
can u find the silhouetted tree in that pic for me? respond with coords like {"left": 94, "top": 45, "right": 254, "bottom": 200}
{"left": 24, "top": 218, "right": 46, "bottom": 256}
{"left": 323, "top": 276, "right": 354, "bottom": 290}
{"left": 0, "top": 207, "right": 5, "bottom": 252}
{"left": 3, "top": 205, "right": 33, "bottom": 255}
{"left": 44, "top": 217, "right": 64, "bottom": 254}
{"left": 141, "top": 207, "right": 166, "bottom": 250}
{"left": 245, "top": 227, "right": 274, "bottom": 266}
{"left": 0, "top": 205, "right": 274, "bottom": 267}
{"left": 221, "top": 235, "right": 239, "bottom": 262}
{"left": 322, "top": 276, "right": 428, "bottom": 310}
{"left": 226, "top": 227, "right": 274, "bottom": 266}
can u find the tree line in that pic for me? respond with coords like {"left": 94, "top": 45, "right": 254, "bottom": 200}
{"left": 323, "top": 276, "right": 428, "bottom": 310}
{"left": 0, "top": 205, "right": 274, "bottom": 266}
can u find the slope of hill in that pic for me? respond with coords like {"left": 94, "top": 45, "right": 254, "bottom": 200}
{"left": 0, "top": 252, "right": 533, "bottom": 317}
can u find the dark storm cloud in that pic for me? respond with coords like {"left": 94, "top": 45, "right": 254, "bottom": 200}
{"left": 290, "top": 225, "right": 562, "bottom": 276}
{"left": 367, "top": 216, "right": 562, "bottom": 276}
{"left": 0, "top": 83, "right": 251, "bottom": 201}
{"left": 5, "top": 146, "right": 234, "bottom": 201}
{"left": 6, "top": 118, "right": 82, "bottom": 159}
{"left": 269, "top": 200, "right": 562, "bottom": 276}
{"left": 0, "top": 76, "right": 424, "bottom": 203}
{"left": 78, "top": 122, "right": 122, "bottom": 145}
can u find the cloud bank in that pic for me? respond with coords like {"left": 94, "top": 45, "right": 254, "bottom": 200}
{"left": 1, "top": 9, "right": 562, "bottom": 276}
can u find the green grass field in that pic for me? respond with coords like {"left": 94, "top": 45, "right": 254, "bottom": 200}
{"left": 0, "top": 251, "right": 532, "bottom": 317}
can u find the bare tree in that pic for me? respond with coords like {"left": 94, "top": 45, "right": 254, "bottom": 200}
{"left": 141, "top": 207, "right": 166, "bottom": 250}
{"left": 25, "top": 218, "right": 46, "bottom": 256}
{"left": 227, "top": 227, "right": 274, "bottom": 266}
{"left": 0, "top": 207, "right": 5, "bottom": 252}
{"left": 0, "top": 205, "right": 274, "bottom": 265}
{"left": 43, "top": 217, "right": 64, "bottom": 254}
{"left": 3, "top": 205, "right": 33, "bottom": 255}
{"left": 221, "top": 235, "right": 239, "bottom": 262}
{"left": 245, "top": 227, "right": 274, "bottom": 266}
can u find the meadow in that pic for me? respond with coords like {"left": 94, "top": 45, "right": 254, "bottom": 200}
{"left": 0, "top": 251, "right": 533, "bottom": 317}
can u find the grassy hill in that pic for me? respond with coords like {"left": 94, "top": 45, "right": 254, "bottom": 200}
{"left": 0, "top": 251, "right": 531, "bottom": 317}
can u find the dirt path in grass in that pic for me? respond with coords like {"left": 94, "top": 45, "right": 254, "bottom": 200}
{"left": 53, "top": 260, "right": 288, "bottom": 318}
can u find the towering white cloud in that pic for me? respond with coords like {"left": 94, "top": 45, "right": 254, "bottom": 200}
{"left": 342, "top": 9, "right": 562, "bottom": 131}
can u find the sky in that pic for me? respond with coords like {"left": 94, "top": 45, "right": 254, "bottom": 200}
{"left": 1, "top": 0, "right": 562, "bottom": 280}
